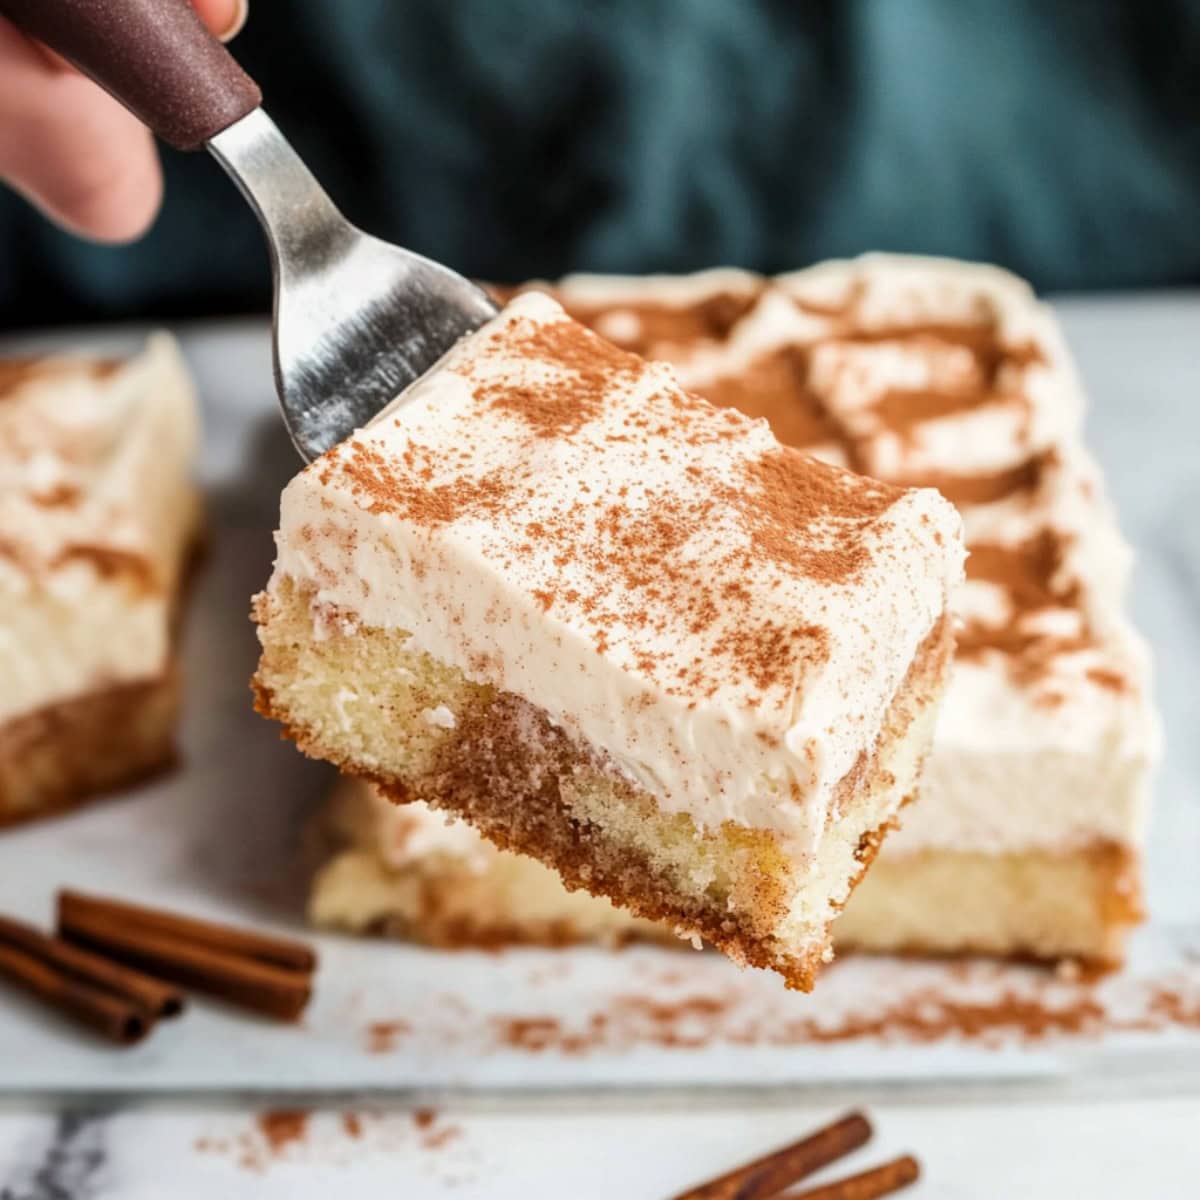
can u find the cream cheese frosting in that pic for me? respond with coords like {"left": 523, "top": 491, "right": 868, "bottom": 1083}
{"left": 268, "top": 292, "right": 964, "bottom": 852}
{"left": 0, "top": 335, "right": 200, "bottom": 724}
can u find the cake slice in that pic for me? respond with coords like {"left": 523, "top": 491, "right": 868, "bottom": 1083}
{"left": 0, "top": 335, "right": 202, "bottom": 826}
{"left": 254, "top": 291, "right": 964, "bottom": 989}
{"left": 311, "top": 775, "right": 668, "bottom": 947}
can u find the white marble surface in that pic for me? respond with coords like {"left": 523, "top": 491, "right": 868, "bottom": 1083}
{"left": 1, "top": 1096, "right": 1198, "bottom": 1198}
{"left": 0, "top": 293, "right": 1197, "bottom": 1195}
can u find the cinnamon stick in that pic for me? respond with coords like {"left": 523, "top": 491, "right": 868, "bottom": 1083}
{"left": 669, "top": 1112, "right": 873, "bottom": 1200}
{"left": 0, "top": 914, "right": 183, "bottom": 1020}
{"left": 58, "top": 891, "right": 315, "bottom": 972}
{"left": 57, "top": 905, "right": 312, "bottom": 1022}
{"left": 0, "top": 942, "right": 149, "bottom": 1045}
{"left": 789, "top": 1155, "right": 920, "bottom": 1200}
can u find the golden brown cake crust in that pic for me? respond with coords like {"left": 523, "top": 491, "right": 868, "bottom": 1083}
{"left": 0, "top": 669, "right": 181, "bottom": 829}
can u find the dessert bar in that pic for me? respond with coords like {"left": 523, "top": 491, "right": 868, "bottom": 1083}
{"left": 256, "top": 291, "right": 964, "bottom": 988}
{"left": 0, "top": 336, "right": 201, "bottom": 826}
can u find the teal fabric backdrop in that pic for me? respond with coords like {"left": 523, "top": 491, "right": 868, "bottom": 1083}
{"left": 1, "top": 0, "right": 1197, "bottom": 327}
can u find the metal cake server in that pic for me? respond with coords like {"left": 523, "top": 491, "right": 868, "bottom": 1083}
{"left": 0, "top": 0, "right": 499, "bottom": 460}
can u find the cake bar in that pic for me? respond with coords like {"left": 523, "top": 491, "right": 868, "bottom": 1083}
{"left": 0, "top": 335, "right": 202, "bottom": 826}
{"left": 255, "top": 291, "right": 964, "bottom": 989}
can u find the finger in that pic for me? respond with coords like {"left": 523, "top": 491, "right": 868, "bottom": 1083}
{"left": 0, "top": 20, "right": 162, "bottom": 243}
{"left": 194, "top": 0, "right": 248, "bottom": 42}
{"left": 30, "top": 1, "right": 246, "bottom": 73}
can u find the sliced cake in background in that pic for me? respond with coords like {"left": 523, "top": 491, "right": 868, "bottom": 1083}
{"left": 311, "top": 775, "right": 668, "bottom": 948}
{"left": 255, "top": 291, "right": 965, "bottom": 989}
{"left": 769, "top": 256, "right": 1158, "bottom": 964}
{"left": 0, "top": 335, "right": 202, "bottom": 827}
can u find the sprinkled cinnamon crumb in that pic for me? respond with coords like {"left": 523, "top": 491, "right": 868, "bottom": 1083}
{"left": 335, "top": 440, "right": 513, "bottom": 525}
{"left": 365, "top": 1018, "right": 412, "bottom": 1053}
{"left": 256, "top": 1109, "right": 308, "bottom": 1154}
{"left": 730, "top": 448, "right": 900, "bottom": 586}
{"left": 473, "top": 315, "right": 641, "bottom": 437}
{"left": 1086, "top": 667, "right": 1129, "bottom": 693}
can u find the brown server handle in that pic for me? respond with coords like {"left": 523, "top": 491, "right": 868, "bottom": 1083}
{"left": 0, "top": 0, "right": 261, "bottom": 150}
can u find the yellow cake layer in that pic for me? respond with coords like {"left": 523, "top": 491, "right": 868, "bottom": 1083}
{"left": 835, "top": 843, "right": 1141, "bottom": 964}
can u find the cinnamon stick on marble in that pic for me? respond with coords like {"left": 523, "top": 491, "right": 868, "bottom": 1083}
{"left": 670, "top": 1112, "right": 873, "bottom": 1200}
{"left": 57, "top": 893, "right": 314, "bottom": 1022}
{"left": 0, "top": 942, "right": 149, "bottom": 1045}
{"left": 58, "top": 891, "right": 316, "bottom": 972}
{"left": 0, "top": 914, "right": 183, "bottom": 1020}
{"left": 789, "top": 1155, "right": 920, "bottom": 1200}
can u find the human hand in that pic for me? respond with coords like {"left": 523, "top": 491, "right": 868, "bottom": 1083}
{"left": 0, "top": 0, "right": 246, "bottom": 243}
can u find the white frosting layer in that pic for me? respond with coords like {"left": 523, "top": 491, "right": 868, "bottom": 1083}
{"left": 268, "top": 292, "right": 963, "bottom": 851}
{"left": 0, "top": 335, "right": 200, "bottom": 724}
{"left": 894, "top": 628, "right": 1156, "bottom": 855}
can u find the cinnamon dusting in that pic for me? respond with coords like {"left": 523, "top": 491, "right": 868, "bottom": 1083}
{"left": 910, "top": 458, "right": 1045, "bottom": 506}
{"left": 476, "top": 968, "right": 1200, "bottom": 1056}
{"left": 965, "top": 531, "right": 1078, "bottom": 613}
{"left": 732, "top": 449, "right": 900, "bottom": 586}
{"left": 365, "top": 1018, "right": 412, "bottom": 1053}
{"left": 474, "top": 315, "right": 642, "bottom": 437}
{"left": 257, "top": 1109, "right": 308, "bottom": 1154}
{"left": 0, "top": 356, "right": 120, "bottom": 396}
{"left": 871, "top": 386, "right": 1016, "bottom": 438}
{"left": 50, "top": 544, "right": 158, "bottom": 592}
{"left": 335, "top": 440, "right": 513, "bottom": 526}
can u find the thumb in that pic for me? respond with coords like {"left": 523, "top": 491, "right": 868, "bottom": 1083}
{"left": 0, "top": 0, "right": 249, "bottom": 244}
{"left": 0, "top": 28, "right": 163, "bottom": 244}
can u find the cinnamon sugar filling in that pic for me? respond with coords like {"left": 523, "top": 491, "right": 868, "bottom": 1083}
{"left": 0, "top": 669, "right": 181, "bottom": 827}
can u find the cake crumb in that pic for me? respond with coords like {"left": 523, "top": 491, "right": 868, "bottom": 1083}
{"left": 257, "top": 1109, "right": 309, "bottom": 1154}
{"left": 422, "top": 705, "right": 457, "bottom": 729}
